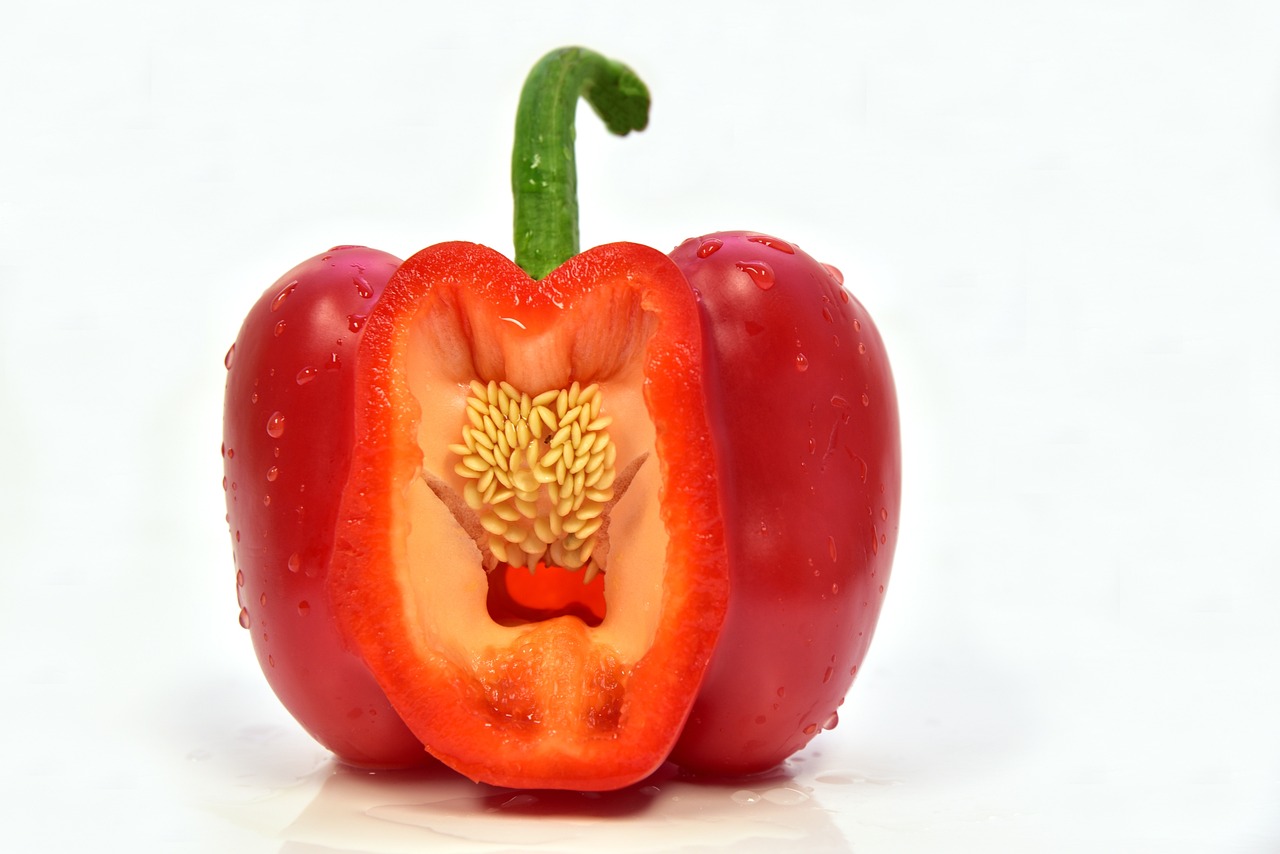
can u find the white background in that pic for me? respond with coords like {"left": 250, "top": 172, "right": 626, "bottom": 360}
{"left": 2, "top": 1, "right": 1278, "bottom": 851}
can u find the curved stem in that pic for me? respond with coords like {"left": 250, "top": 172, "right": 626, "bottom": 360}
{"left": 512, "top": 47, "right": 650, "bottom": 280}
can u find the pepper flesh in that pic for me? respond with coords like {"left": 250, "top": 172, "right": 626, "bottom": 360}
{"left": 328, "top": 241, "right": 729, "bottom": 789}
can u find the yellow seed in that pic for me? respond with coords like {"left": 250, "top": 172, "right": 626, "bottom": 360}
{"left": 556, "top": 389, "right": 569, "bottom": 417}
{"left": 483, "top": 416, "right": 498, "bottom": 442}
{"left": 586, "top": 415, "right": 612, "bottom": 431}
{"left": 463, "top": 481, "right": 483, "bottom": 509}
{"left": 519, "top": 393, "right": 531, "bottom": 420}
{"left": 579, "top": 383, "right": 599, "bottom": 404}
{"left": 487, "top": 404, "right": 504, "bottom": 426}
{"left": 470, "top": 428, "right": 494, "bottom": 450}
{"left": 481, "top": 477, "right": 498, "bottom": 504}
{"left": 495, "top": 431, "right": 511, "bottom": 458}
{"left": 561, "top": 514, "right": 586, "bottom": 535}
{"left": 579, "top": 407, "right": 591, "bottom": 430}
{"left": 532, "top": 389, "right": 559, "bottom": 407}
{"left": 516, "top": 421, "right": 531, "bottom": 448}
{"left": 480, "top": 513, "right": 507, "bottom": 536}
{"left": 550, "top": 424, "right": 573, "bottom": 449}
{"left": 502, "top": 524, "right": 526, "bottom": 544}
{"left": 571, "top": 422, "right": 582, "bottom": 447}
{"left": 536, "top": 405, "right": 557, "bottom": 430}
{"left": 577, "top": 500, "right": 603, "bottom": 521}
{"left": 584, "top": 465, "right": 604, "bottom": 488}
{"left": 569, "top": 452, "right": 590, "bottom": 475}
{"left": 494, "top": 450, "right": 509, "bottom": 472}
{"left": 486, "top": 380, "right": 499, "bottom": 406}
{"left": 572, "top": 490, "right": 586, "bottom": 513}
{"left": 466, "top": 407, "right": 484, "bottom": 430}
{"left": 585, "top": 486, "right": 614, "bottom": 503}
{"left": 534, "top": 516, "right": 556, "bottom": 544}
{"left": 499, "top": 380, "right": 519, "bottom": 401}
{"left": 512, "top": 469, "right": 539, "bottom": 493}
{"left": 520, "top": 529, "right": 543, "bottom": 555}
{"left": 516, "top": 498, "right": 539, "bottom": 519}
{"left": 573, "top": 470, "right": 585, "bottom": 496}
{"left": 592, "top": 467, "right": 616, "bottom": 490}
{"left": 590, "top": 394, "right": 602, "bottom": 420}
{"left": 466, "top": 395, "right": 488, "bottom": 415}
{"left": 577, "top": 516, "right": 604, "bottom": 539}
{"left": 582, "top": 561, "right": 600, "bottom": 584}
{"left": 478, "top": 468, "right": 495, "bottom": 493}
{"left": 528, "top": 406, "right": 544, "bottom": 438}
{"left": 507, "top": 547, "right": 526, "bottom": 569}
{"left": 475, "top": 444, "right": 495, "bottom": 466}
{"left": 461, "top": 454, "right": 489, "bottom": 473}
{"left": 503, "top": 422, "right": 518, "bottom": 448}
{"left": 469, "top": 379, "right": 487, "bottom": 399}
{"left": 561, "top": 404, "right": 583, "bottom": 428}
{"left": 568, "top": 380, "right": 581, "bottom": 408}
{"left": 555, "top": 458, "right": 567, "bottom": 485}
{"left": 549, "top": 512, "right": 564, "bottom": 537}
{"left": 464, "top": 430, "right": 477, "bottom": 451}
{"left": 493, "top": 468, "right": 513, "bottom": 489}
{"left": 533, "top": 465, "right": 558, "bottom": 485}
{"left": 489, "top": 488, "right": 514, "bottom": 505}
{"left": 604, "top": 442, "right": 617, "bottom": 467}
{"left": 577, "top": 433, "right": 597, "bottom": 457}
{"left": 447, "top": 443, "right": 471, "bottom": 456}
{"left": 488, "top": 536, "right": 509, "bottom": 563}
{"left": 579, "top": 537, "right": 597, "bottom": 563}
{"left": 492, "top": 502, "right": 521, "bottom": 522}
{"left": 585, "top": 451, "right": 606, "bottom": 476}
{"left": 557, "top": 494, "right": 574, "bottom": 518}
{"left": 539, "top": 446, "right": 562, "bottom": 469}
{"left": 561, "top": 443, "right": 574, "bottom": 468}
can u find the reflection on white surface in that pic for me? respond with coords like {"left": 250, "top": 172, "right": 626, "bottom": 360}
{"left": 188, "top": 720, "right": 877, "bottom": 854}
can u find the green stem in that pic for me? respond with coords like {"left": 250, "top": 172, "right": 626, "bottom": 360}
{"left": 512, "top": 47, "right": 650, "bottom": 279}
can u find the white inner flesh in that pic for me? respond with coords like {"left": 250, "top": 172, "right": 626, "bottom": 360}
{"left": 399, "top": 293, "right": 668, "bottom": 671}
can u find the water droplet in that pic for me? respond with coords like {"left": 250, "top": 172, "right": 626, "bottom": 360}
{"left": 777, "top": 686, "right": 787, "bottom": 698}
{"left": 881, "top": 507, "right": 889, "bottom": 521}
{"left": 823, "top": 666, "right": 833, "bottom": 683}
{"left": 324, "top": 353, "right": 341, "bottom": 371}
{"left": 824, "top": 712, "right": 840, "bottom": 730}
{"left": 274, "top": 320, "right": 286, "bottom": 337}
{"left": 234, "top": 529, "right": 240, "bottom": 542}
{"left": 822, "top": 306, "right": 834, "bottom": 323}
{"left": 226, "top": 447, "right": 235, "bottom": 459}
{"left": 858, "top": 342, "right": 867, "bottom": 354}
{"left": 224, "top": 343, "right": 235, "bottom": 369}
{"left": 731, "top": 790, "right": 762, "bottom": 805}
{"left": 236, "top": 570, "right": 244, "bottom": 587}
{"left": 853, "top": 318, "right": 861, "bottom": 331}
{"left": 828, "top": 536, "right": 838, "bottom": 561}
{"left": 747, "top": 235, "right": 796, "bottom": 254}
{"left": 259, "top": 592, "right": 267, "bottom": 606}
{"left": 823, "top": 263, "right": 845, "bottom": 284}
{"left": 850, "top": 664, "right": 859, "bottom": 676}
{"left": 221, "top": 476, "right": 228, "bottom": 491}
{"left": 250, "top": 392, "right": 259, "bottom": 403}
{"left": 268, "top": 655, "right": 275, "bottom": 668}
{"left": 297, "top": 600, "right": 311, "bottom": 616}
{"left": 879, "top": 584, "right": 886, "bottom": 594}
{"left": 287, "top": 553, "right": 300, "bottom": 573}
{"left": 266, "top": 466, "right": 279, "bottom": 482}
{"left": 802, "top": 723, "right": 818, "bottom": 735}
{"left": 347, "top": 314, "right": 367, "bottom": 332}
{"left": 271, "top": 281, "right": 298, "bottom": 312}
{"left": 832, "top": 582, "right": 839, "bottom": 595}
{"left": 808, "top": 437, "right": 816, "bottom": 455}
{"left": 795, "top": 352, "right": 809, "bottom": 372}
{"left": 830, "top": 395, "right": 849, "bottom": 410}
{"left": 735, "top": 261, "right": 775, "bottom": 290}
{"left": 262, "top": 494, "right": 271, "bottom": 507}
{"left": 755, "top": 714, "right": 767, "bottom": 725}
{"left": 861, "top": 393, "right": 870, "bottom": 407}
{"left": 266, "top": 412, "right": 286, "bottom": 438}
{"left": 354, "top": 276, "right": 374, "bottom": 299}
{"left": 696, "top": 238, "right": 723, "bottom": 258}
{"left": 238, "top": 607, "right": 250, "bottom": 629}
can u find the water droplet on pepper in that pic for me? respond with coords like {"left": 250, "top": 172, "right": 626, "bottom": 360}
{"left": 267, "top": 412, "right": 286, "bottom": 438}
{"left": 271, "top": 281, "right": 298, "bottom": 311}
{"left": 696, "top": 238, "right": 723, "bottom": 258}
{"left": 735, "top": 261, "right": 775, "bottom": 290}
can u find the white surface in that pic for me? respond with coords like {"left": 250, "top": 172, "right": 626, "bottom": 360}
{"left": 2, "top": 1, "right": 1278, "bottom": 851}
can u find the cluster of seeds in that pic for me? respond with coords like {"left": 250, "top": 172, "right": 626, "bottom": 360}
{"left": 449, "top": 379, "right": 619, "bottom": 583}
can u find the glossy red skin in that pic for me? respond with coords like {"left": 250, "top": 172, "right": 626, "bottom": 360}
{"left": 222, "top": 245, "right": 429, "bottom": 768}
{"left": 668, "top": 232, "right": 900, "bottom": 775}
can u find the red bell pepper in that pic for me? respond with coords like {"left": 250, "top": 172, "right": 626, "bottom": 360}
{"left": 222, "top": 47, "right": 899, "bottom": 789}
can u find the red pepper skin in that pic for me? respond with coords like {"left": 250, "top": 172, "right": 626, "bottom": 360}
{"left": 222, "top": 245, "right": 429, "bottom": 768}
{"left": 667, "top": 232, "right": 900, "bottom": 775}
